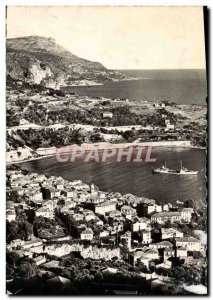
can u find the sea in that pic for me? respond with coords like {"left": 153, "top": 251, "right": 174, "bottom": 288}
{"left": 21, "top": 70, "right": 207, "bottom": 206}
{"left": 62, "top": 69, "right": 207, "bottom": 105}
{"left": 20, "top": 147, "right": 207, "bottom": 207}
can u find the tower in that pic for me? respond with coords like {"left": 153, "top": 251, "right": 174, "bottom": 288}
{"left": 90, "top": 183, "right": 95, "bottom": 195}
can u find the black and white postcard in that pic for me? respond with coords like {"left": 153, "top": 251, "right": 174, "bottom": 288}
{"left": 6, "top": 6, "right": 208, "bottom": 296}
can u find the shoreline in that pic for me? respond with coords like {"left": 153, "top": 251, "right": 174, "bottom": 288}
{"left": 6, "top": 141, "right": 206, "bottom": 165}
{"left": 7, "top": 148, "right": 206, "bottom": 212}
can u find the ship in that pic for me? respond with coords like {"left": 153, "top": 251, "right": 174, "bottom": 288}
{"left": 152, "top": 161, "right": 198, "bottom": 175}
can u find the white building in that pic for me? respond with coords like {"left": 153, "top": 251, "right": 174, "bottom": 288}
{"left": 144, "top": 249, "right": 159, "bottom": 260}
{"left": 132, "top": 217, "right": 150, "bottom": 232}
{"left": 181, "top": 208, "right": 194, "bottom": 223}
{"left": 164, "top": 249, "right": 175, "bottom": 260}
{"left": 141, "top": 230, "right": 152, "bottom": 245}
{"left": 95, "top": 200, "right": 116, "bottom": 216}
{"left": 100, "top": 230, "right": 110, "bottom": 238}
{"left": 151, "top": 212, "right": 181, "bottom": 224}
{"left": 112, "top": 221, "right": 123, "bottom": 233}
{"left": 102, "top": 112, "right": 113, "bottom": 118}
{"left": 150, "top": 241, "right": 173, "bottom": 250}
{"left": 156, "top": 260, "right": 172, "bottom": 269}
{"left": 34, "top": 255, "right": 47, "bottom": 266}
{"left": 31, "top": 192, "right": 43, "bottom": 202}
{"left": 161, "top": 228, "right": 184, "bottom": 239}
{"left": 85, "top": 212, "right": 96, "bottom": 222}
{"left": 121, "top": 205, "right": 136, "bottom": 219}
{"left": 36, "top": 207, "right": 54, "bottom": 219}
{"left": 176, "top": 247, "right": 188, "bottom": 257}
{"left": 10, "top": 239, "right": 25, "bottom": 248}
{"left": 64, "top": 190, "right": 75, "bottom": 198}
{"left": 166, "top": 124, "right": 175, "bottom": 130}
{"left": 80, "top": 228, "right": 94, "bottom": 240}
{"left": 43, "top": 200, "right": 55, "bottom": 211}
{"left": 175, "top": 237, "right": 201, "bottom": 252}
{"left": 6, "top": 211, "right": 16, "bottom": 222}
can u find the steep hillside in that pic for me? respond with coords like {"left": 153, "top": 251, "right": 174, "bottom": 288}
{"left": 6, "top": 36, "right": 128, "bottom": 89}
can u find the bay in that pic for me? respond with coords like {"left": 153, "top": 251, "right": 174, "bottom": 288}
{"left": 20, "top": 147, "right": 207, "bottom": 206}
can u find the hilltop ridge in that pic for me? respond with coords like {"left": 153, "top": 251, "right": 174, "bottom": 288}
{"left": 6, "top": 36, "right": 128, "bottom": 89}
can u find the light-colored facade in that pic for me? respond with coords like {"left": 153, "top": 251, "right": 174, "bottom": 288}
{"left": 132, "top": 217, "right": 150, "bottom": 232}
{"left": 80, "top": 228, "right": 94, "bottom": 240}
{"left": 36, "top": 207, "right": 54, "bottom": 219}
{"left": 161, "top": 228, "right": 184, "bottom": 239}
{"left": 181, "top": 208, "right": 194, "bottom": 223}
{"left": 151, "top": 212, "right": 181, "bottom": 224}
{"left": 6, "top": 211, "right": 16, "bottom": 222}
{"left": 175, "top": 237, "right": 201, "bottom": 252}
{"left": 141, "top": 230, "right": 152, "bottom": 245}
{"left": 95, "top": 200, "right": 116, "bottom": 216}
{"left": 176, "top": 247, "right": 188, "bottom": 257}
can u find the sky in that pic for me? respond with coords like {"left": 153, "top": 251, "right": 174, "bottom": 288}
{"left": 6, "top": 6, "right": 206, "bottom": 70}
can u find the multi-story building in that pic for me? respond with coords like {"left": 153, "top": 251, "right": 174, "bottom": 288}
{"left": 175, "top": 237, "right": 201, "bottom": 252}
{"left": 176, "top": 247, "right": 188, "bottom": 257}
{"left": 36, "top": 207, "right": 54, "bottom": 219}
{"left": 181, "top": 208, "right": 194, "bottom": 223}
{"left": 141, "top": 230, "right": 152, "bottom": 245}
{"left": 131, "top": 217, "right": 150, "bottom": 232}
{"left": 64, "top": 190, "right": 75, "bottom": 198}
{"left": 151, "top": 212, "right": 181, "bottom": 224}
{"left": 161, "top": 228, "right": 184, "bottom": 239}
{"left": 95, "top": 200, "right": 116, "bottom": 216}
{"left": 121, "top": 205, "right": 136, "bottom": 219}
{"left": 42, "top": 187, "right": 61, "bottom": 199}
{"left": 150, "top": 241, "right": 173, "bottom": 250}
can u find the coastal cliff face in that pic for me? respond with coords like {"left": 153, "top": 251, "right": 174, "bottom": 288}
{"left": 6, "top": 36, "right": 128, "bottom": 88}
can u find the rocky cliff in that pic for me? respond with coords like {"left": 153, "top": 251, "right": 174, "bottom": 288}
{"left": 7, "top": 36, "right": 128, "bottom": 89}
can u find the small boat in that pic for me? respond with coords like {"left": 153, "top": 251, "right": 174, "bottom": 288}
{"left": 152, "top": 161, "right": 198, "bottom": 175}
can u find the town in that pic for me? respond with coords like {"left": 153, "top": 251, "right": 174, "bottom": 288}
{"left": 6, "top": 166, "right": 207, "bottom": 295}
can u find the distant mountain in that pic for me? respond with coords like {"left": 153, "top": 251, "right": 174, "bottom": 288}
{"left": 6, "top": 36, "right": 128, "bottom": 89}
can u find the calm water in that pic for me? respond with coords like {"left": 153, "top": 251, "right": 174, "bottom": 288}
{"left": 21, "top": 147, "right": 206, "bottom": 206}
{"left": 62, "top": 69, "right": 207, "bottom": 105}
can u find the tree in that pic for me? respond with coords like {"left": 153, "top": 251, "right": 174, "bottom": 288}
{"left": 135, "top": 260, "right": 148, "bottom": 273}
{"left": 19, "top": 259, "right": 37, "bottom": 279}
{"left": 7, "top": 251, "right": 20, "bottom": 267}
{"left": 184, "top": 199, "right": 196, "bottom": 209}
{"left": 164, "top": 220, "right": 172, "bottom": 228}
